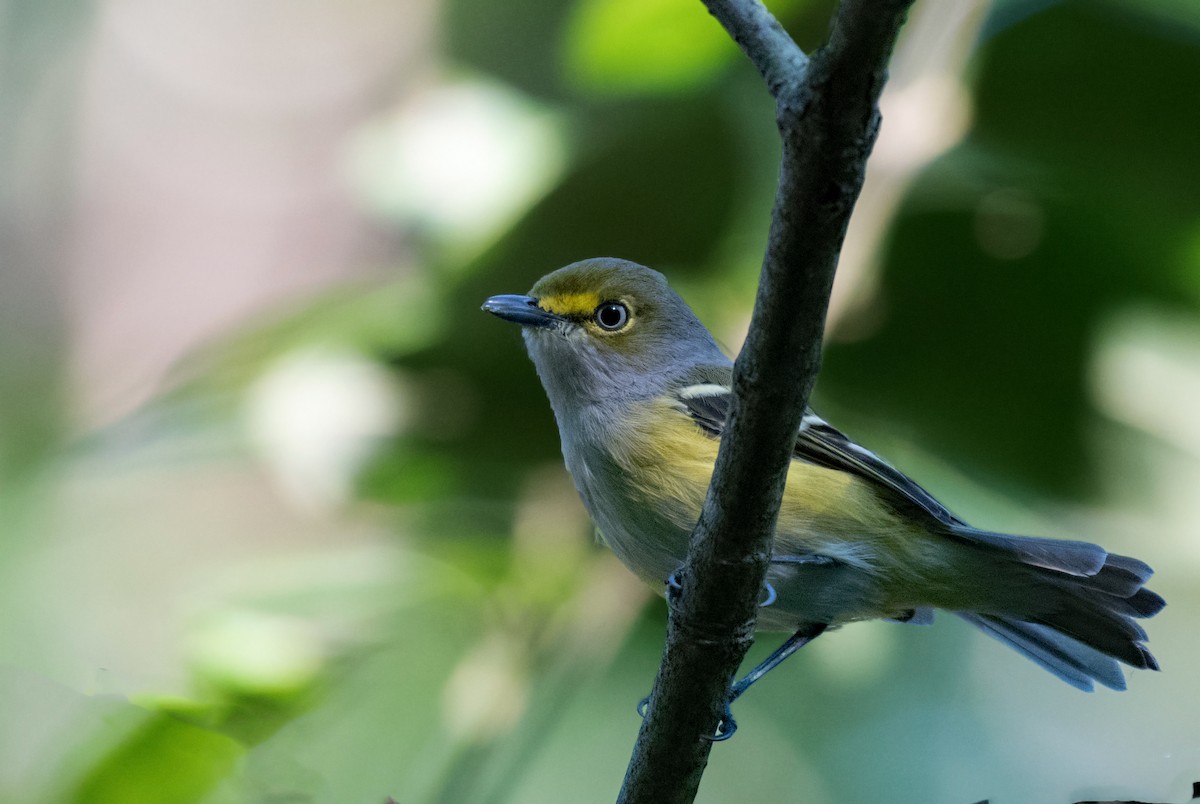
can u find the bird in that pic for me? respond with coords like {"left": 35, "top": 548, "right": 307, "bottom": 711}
{"left": 482, "top": 257, "right": 1163, "bottom": 729}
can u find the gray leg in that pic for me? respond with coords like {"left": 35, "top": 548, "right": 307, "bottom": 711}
{"left": 706, "top": 622, "right": 828, "bottom": 741}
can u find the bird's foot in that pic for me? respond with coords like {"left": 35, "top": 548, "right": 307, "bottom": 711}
{"left": 635, "top": 691, "right": 739, "bottom": 741}
{"left": 665, "top": 571, "right": 683, "bottom": 602}
{"left": 704, "top": 697, "right": 739, "bottom": 742}
{"left": 664, "top": 570, "right": 776, "bottom": 608}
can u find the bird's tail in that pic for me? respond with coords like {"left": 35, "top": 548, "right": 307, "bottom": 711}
{"left": 945, "top": 526, "right": 1165, "bottom": 691}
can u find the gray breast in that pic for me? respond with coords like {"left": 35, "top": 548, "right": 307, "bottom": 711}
{"left": 561, "top": 420, "right": 691, "bottom": 589}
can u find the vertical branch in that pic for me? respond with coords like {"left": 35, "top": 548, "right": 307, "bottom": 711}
{"left": 617, "top": 1, "right": 916, "bottom": 803}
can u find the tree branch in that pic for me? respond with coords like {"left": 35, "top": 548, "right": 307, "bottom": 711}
{"left": 701, "top": 0, "right": 808, "bottom": 97}
{"left": 617, "top": 2, "right": 915, "bottom": 803}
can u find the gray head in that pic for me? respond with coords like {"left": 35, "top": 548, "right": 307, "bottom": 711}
{"left": 482, "top": 258, "right": 728, "bottom": 416}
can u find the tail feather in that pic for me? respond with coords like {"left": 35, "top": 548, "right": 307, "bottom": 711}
{"left": 1030, "top": 595, "right": 1151, "bottom": 669}
{"left": 948, "top": 529, "right": 1163, "bottom": 690}
{"left": 1124, "top": 587, "right": 1167, "bottom": 618}
{"left": 1074, "top": 585, "right": 1164, "bottom": 626}
{"left": 1088, "top": 553, "right": 1154, "bottom": 596}
{"left": 949, "top": 526, "right": 1108, "bottom": 576}
{"left": 957, "top": 613, "right": 1127, "bottom": 691}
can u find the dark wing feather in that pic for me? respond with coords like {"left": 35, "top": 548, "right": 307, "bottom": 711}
{"left": 671, "top": 372, "right": 962, "bottom": 528}
{"left": 795, "top": 412, "right": 963, "bottom": 526}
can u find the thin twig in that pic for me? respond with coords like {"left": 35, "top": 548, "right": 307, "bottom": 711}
{"left": 701, "top": 0, "right": 807, "bottom": 96}
{"left": 616, "top": 1, "right": 915, "bottom": 803}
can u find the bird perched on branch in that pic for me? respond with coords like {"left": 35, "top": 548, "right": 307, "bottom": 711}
{"left": 483, "top": 257, "right": 1162, "bottom": 732}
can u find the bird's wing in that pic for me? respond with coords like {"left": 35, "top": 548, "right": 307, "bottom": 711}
{"left": 672, "top": 371, "right": 963, "bottom": 528}
{"left": 672, "top": 369, "right": 1117, "bottom": 585}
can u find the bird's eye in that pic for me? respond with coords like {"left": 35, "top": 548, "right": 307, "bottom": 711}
{"left": 594, "top": 301, "right": 629, "bottom": 331}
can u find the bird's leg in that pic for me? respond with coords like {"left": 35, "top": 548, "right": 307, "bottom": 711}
{"left": 726, "top": 552, "right": 834, "bottom": 701}
{"left": 728, "top": 622, "right": 827, "bottom": 703}
{"left": 705, "top": 554, "right": 839, "bottom": 738}
{"left": 728, "top": 551, "right": 835, "bottom": 701}
{"left": 637, "top": 571, "right": 776, "bottom": 719}
{"left": 704, "top": 622, "right": 828, "bottom": 741}
{"left": 642, "top": 567, "right": 828, "bottom": 740}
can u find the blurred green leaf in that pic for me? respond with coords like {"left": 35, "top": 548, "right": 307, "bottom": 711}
{"left": 443, "top": 0, "right": 577, "bottom": 99}
{"left": 563, "top": 0, "right": 806, "bottom": 95}
{"left": 358, "top": 446, "right": 459, "bottom": 505}
{"left": 69, "top": 714, "right": 243, "bottom": 804}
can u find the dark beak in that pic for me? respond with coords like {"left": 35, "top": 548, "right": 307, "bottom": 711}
{"left": 481, "top": 294, "right": 562, "bottom": 328}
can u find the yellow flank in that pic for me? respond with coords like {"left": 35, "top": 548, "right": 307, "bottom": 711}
{"left": 613, "top": 398, "right": 720, "bottom": 521}
{"left": 613, "top": 396, "right": 936, "bottom": 575}
{"left": 537, "top": 292, "right": 601, "bottom": 317}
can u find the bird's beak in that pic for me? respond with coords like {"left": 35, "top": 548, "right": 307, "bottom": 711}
{"left": 481, "top": 294, "right": 562, "bottom": 328}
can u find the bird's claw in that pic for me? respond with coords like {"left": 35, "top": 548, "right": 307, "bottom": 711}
{"left": 636, "top": 695, "right": 651, "bottom": 718}
{"left": 666, "top": 571, "right": 776, "bottom": 608}
{"left": 665, "top": 571, "right": 683, "bottom": 603}
{"left": 637, "top": 691, "right": 740, "bottom": 741}
{"left": 703, "top": 698, "right": 739, "bottom": 742}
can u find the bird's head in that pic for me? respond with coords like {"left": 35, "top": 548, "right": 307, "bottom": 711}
{"left": 483, "top": 258, "right": 727, "bottom": 414}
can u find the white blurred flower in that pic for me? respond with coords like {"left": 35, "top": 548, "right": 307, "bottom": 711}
{"left": 442, "top": 632, "right": 530, "bottom": 742}
{"left": 187, "top": 609, "right": 326, "bottom": 694}
{"left": 245, "top": 348, "right": 403, "bottom": 514}
{"left": 346, "top": 76, "right": 566, "bottom": 255}
{"left": 1092, "top": 310, "right": 1200, "bottom": 459}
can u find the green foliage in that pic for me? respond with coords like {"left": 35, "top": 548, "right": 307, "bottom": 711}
{"left": 3, "top": 1, "right": 1199, "bottom": 803}
{"left": 562, "top": 0, "right": 806, "bottom": 94}
{"left": 69, "top": 715, "right": 244, "bottom": 804}
{"left": 823, "top": 1, "right": 1200, "bottom": 494}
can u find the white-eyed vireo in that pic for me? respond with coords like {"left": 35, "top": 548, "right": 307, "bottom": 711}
{"left": 483, "top": 257, "right": 1162, "bottom": 707}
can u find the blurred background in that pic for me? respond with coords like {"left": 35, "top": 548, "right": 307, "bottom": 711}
{"left": 1, "top": 0, "right": 1198, "bottom": 801}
